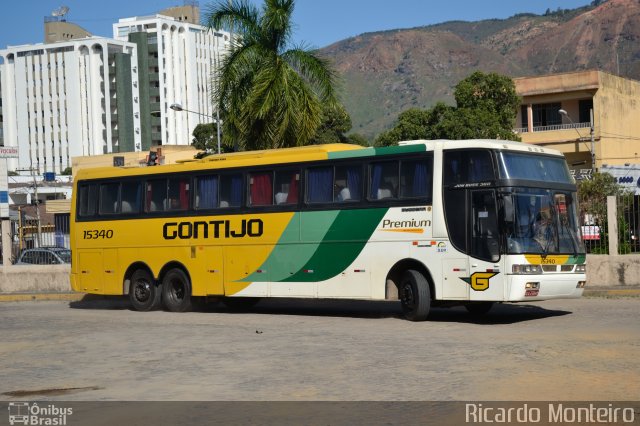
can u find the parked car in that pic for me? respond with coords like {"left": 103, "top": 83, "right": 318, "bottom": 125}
{"left": 15, "top": 247, "right": 71, "bottom": 265}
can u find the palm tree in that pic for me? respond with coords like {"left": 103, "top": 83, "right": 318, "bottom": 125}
{"left": 205, "top": 0, "right": 338, "bottom": 150}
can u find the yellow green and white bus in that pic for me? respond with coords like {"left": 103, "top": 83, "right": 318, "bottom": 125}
{"left": 70, "top": 140, "right": 586, "bottom": 321}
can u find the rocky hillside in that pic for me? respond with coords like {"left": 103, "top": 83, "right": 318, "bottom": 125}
{"left": 320, "top": 0, "right": 640, "bottom": 139}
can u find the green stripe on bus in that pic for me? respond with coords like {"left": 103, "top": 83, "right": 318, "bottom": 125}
{"left": 328, "top": 144, "right": 426, "bottom": 160}
{"left": 242, "top": 211, "right": 339, "bottom": 282}
{"left": 283, "top": 208, "right": 388, "bottom": 282}
{"left": 567, "top": 254, "right": 587, "bottom": 264}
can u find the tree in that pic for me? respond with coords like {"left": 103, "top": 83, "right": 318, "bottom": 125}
{"left": 191, "top": 123, "right": 217, "bottom": 152}
{"left": 453, "top": 71, "right": 521, "bottom": 133}
{"left": 346, "top": 133, "right": 370, "bottom": 147}
{"left": 61, "top": 167, "right": 72, "bottom": 176}
{"left": 191, "top": 122, "right": 236, "bottom": 157}
{"left": 374, "top": 72, "right": 521, "bottom": 145}
{"left": 205, "top": 0, "right": 338, "bottom": 151}
{"left": 309, "top": 103, "right": 352, "bottom": 145}
{"left": 577, "top": 172, "right": 631, "bottom": 254}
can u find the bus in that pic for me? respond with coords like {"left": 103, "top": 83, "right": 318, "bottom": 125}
{"left": 70, "top": 140, "right": 586, "bottom": 321}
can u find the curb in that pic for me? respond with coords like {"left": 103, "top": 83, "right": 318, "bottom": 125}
{"left": 583, "top": 287, "right": 640, "bottom": 297}
{"left": 0, "top": 292, "right": 86, "bottom": 302}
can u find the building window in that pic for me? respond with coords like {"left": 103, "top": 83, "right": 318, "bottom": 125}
{"left": 579, "top": 99, "right": 594, "bottom": 124}
{"left": 532, "top": 103, "right": 561, "bottom": 127}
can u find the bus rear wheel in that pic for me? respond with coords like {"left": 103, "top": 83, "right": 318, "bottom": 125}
{"left": 399, "top": 269, "right": 431, "bottom": 321}
{"left": 129, "top": 269, "right": 161, "bottom": 312}
{"left": 162, "top": 268, "right": 193, "bottom": 312}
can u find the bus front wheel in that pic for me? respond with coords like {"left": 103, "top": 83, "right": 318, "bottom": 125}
{"left": 129, "top": 269, "right": 162, "bottom": 312}
{"left": 162, "top": 268, "right": 193, "bottom": 312}
{"left": 399, "top": 270, "right": 431, "bottom": 321}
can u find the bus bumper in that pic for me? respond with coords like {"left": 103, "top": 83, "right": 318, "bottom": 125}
{"left": 506, "top": 274, "right": 586, "bottom": 301}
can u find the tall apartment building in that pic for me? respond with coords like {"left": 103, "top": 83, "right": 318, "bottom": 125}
{"left": 0, "top": 35, "right": 140, "bottom": 174}
{"left": 113, "top": 5, "right": 230, "bottom": 149}
{"left": 0, "top": 1, "right": 229, "bottom": 176}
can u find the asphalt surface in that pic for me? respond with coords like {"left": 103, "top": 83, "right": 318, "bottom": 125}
{"left": 0, "top": 296, "right": 638, "bottom": 404}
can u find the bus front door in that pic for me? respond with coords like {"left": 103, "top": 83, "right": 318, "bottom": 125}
{"left": 468, "top": 189, "right": 503, "bottom": 301}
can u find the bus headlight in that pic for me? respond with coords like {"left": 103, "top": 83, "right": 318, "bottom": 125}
{"left": 512, "top": 264, "right": 543, "bottom": 274}
{"left": 575, "top": 264, "right": 586, "bottom": 273}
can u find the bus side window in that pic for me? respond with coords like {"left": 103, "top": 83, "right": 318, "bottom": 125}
{"left": 146, "top": 179, "right": 167, "bottom": 212}
{"left": 220, "top": 174, "right": 242, "bottom": 207}
{"left": 334, "top": 165, "right": 362, "bottom": 202}
{"left": 249, "top": 172, "right": 273, "bottom": 206}
{"left": 275, "top": 170, "right": 299, "bottom": 205}
{"left": 400, "top": 158, "right": 433, "bottom": 201}
{"left": 78, "top": 183, "right": 98, "bottom": 217}
{"left": 307, "top": 166, "right": 333, "bottom": 203}
{"left": 167, "top": 177, "right": 190, "bottom": 211}
{"left": 120, "top": 181, "right": 142, "bottom": 214}
{"left": 99, "top": 182, "right": 119, "bottom": 215}
{"left": 195, "top": 175, "right": 219, "bottom": 209}
{"left": 444, "top": 150, "right": 494, "bottom": 185}
{"left": 369, "top": 161, "right": 398, "bottom": 200}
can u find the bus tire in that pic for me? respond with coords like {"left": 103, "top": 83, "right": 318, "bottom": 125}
{"left": 162, "top": 268, "right": 193, "bottom": 312}
{"left": 222, "top": 297, "right": 261, "bottom": 310}
{"left": 465, "top": 302, "right": 494, "bottom": 316}
{"left": 399, "top": 269, "right": 431, "bottom": 321}
{"left": 129, "top": 269, "right": 162, "bottom": 312}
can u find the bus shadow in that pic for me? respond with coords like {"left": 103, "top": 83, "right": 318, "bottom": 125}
{"left": 69, "top": 295, "right": 130, "bottom": 310}
{"left": 200, "top": 298, "right": 572, "bottom": 324}
{"left": 68, "top": 295, "right": 571, "bottom": 324}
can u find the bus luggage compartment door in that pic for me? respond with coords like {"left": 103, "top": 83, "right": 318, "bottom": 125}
{"left": 77, "top": 250, "right": 104, "bottom": 294}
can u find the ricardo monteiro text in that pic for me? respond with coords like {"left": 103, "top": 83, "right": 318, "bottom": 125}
{"left": 465, "top": 403, "right": 635, "bottom": 423}
{"left": 163, "top": 219, "right": 263, "bottom": 240}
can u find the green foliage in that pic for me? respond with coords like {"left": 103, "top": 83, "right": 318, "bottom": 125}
{"left": 576, "top": 172, "right": 622, "bottom": 221}
{"left": 8, "top": 171, "right": 19, "bottom": 176}
{"left": 205, "top": 0, "right": 338, "bottom": 151}
{"left": 454, "top": 71, "right": 521, "bottom": 132}
{"left": 346, "top": 133, "right": 370, "bottom": 147}
{"left": 61, "top": 167, "right": 72, "bottom": 176}
{"left": 191, "top": 122, "right": 236, "bottom": 156}
{"left": 375, "top": 72, "right": 521, "bottom": 146}
{"left": 310, "top": 103, "right": 352, "bottom": 145}
{"left": 577, "top": 172, "right": 634, "bottom": 255}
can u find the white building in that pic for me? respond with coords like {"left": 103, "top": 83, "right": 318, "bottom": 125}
{"left": 0, "top": 37, "right": 140, "bottom": 174}
{"left": 113, "top": 11, "right": 230, "bottom": 147}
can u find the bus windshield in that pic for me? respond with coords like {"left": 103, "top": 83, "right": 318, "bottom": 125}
{"left": 498, "top": 152, "right": 573, "bottom": 184}
{"left": 503, "top": 188, "right": 585, "bottom": 255}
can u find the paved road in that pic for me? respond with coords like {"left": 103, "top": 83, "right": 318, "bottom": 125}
{"left": 0, "top": 297, "right": 638, "bottom": 402}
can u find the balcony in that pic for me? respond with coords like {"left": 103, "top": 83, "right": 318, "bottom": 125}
{"left": 515, "top": 122, "right": 591, "bottom": 134}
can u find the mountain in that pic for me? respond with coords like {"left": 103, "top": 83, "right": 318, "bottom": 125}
{"left": 320, "top": 0, "right": 640, "bottom": 139}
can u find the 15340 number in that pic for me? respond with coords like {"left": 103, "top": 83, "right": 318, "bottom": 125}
{"left": 83, "top": 230, "right": 114, "bottom": 239}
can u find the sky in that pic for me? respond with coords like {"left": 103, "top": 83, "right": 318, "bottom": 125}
{"left": 0, "top": 0, "right": 593, "bottom": 50}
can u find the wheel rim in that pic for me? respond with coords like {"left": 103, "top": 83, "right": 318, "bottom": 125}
{"left": 400, "top": 282, "right": 415, "bottom": 309}
{"left": 134, "top": 281, "right": 151, "bottom": 303}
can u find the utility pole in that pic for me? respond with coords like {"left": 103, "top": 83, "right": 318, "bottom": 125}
{"left": 590, "top": 108, "right": 596, "bottom": 172}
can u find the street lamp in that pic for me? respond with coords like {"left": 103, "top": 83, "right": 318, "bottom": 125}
{"left": 559, "top": 108, "right": 595, "bottom": 172}
{"left": 170, "top": 103, "right": 221, "bottom": 154}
